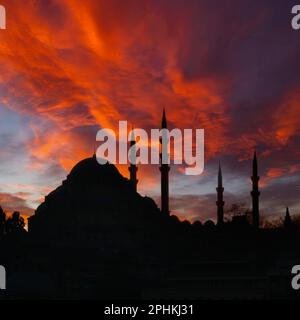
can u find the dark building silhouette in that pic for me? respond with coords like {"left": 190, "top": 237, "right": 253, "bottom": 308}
{"left": 216, "top": 162, "right": 224, "bottom": 226}
{"left": 159, "top": 109, "right": 170, "bottom": 216}
{"left": 1, "top": 117, "right": 300, "bottom": 300}
{"left": 0, "top": 150, "right": 299, "bottom": 300}
{"left": 251, "top": 150, "right": 260, "bottom": 228}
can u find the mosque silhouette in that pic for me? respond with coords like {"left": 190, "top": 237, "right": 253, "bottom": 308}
{"left": 0, "top": 110, "right": 300, "bottom": 300}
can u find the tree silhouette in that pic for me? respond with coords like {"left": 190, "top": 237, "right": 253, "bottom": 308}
{"left": 5, "top": 211, "right": 25, "bottom": 233}
{"left": 225, "top": 202, "right": 251, "bottom": 222}
{"left": 0, "top": 206, "right": 6, "bottom": 236}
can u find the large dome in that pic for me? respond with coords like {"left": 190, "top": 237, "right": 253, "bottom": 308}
{"left": 69, "top": 155, "right": 123, "bottom": 184}
{"left": 30, "top": 154, "right": 163, "bottom": 246}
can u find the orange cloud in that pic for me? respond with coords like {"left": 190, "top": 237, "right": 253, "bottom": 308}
{"left": 260, "top": 165, "right": 300, "bottom": 188}
{"left": 0, "top": 0, "right": 230, "bottom": 181}
{"left": 273, "top": 89, "right": 300, "bottom": 145}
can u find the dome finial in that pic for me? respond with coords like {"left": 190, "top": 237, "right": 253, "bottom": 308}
{"left": 93, "top": 141, "right": 97, "bottom": 159}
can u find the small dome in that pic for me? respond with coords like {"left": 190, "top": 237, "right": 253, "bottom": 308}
{"left": 203, "top": 220, "right": 215, "bottom": 229}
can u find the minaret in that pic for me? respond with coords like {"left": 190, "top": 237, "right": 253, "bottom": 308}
{"left": 216, "top": 162, "right": 225, "bottom": 226}
{"left": 251, "top": 150, "right": 260, "bottom": 228}
{"left": 284, "top": 207, "right": 292, "bottom": 229}
{"left": 160, "top": 109, "right": 170, "bottom": 215}
{"left": 128, "top": 128, "right": 138, "bottom": 192}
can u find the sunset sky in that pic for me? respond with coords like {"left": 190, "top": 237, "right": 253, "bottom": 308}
{"left": 0, "top": 0, "right": 299, "bottom": 223}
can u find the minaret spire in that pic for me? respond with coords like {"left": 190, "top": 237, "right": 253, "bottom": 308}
{"left": 251, "top": 149, "right": 260, "bottom": 228}
{"left": 253, "top": 149, "right": 258, "bottom": 176}
{"left": 128, "top": 126, "right": 138, "bottom": 192}
{"left": 162, "top": 108, "right": 167, "bottom": 129}
{"left": 218, "top": 161, "right": 223, "bottom": 187}
{"left": 216, "top": 161, "right": 225, "bottom": 226}
{"left": 284, "top": 207, "right": 292, "bottom": 229}
{"left": 160, "top": 108, "right": 170, "bottom": 215}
